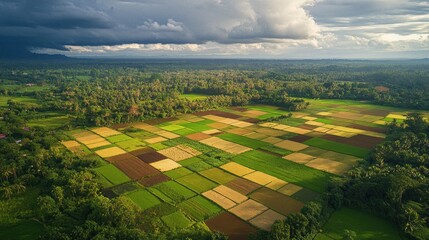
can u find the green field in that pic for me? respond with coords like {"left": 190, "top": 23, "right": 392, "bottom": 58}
{"left": 178, "top": 196, "right": 221, "bottom": 221}
{"left": 233, "top": 150, "right": 333, "bottom": 193}
{"left": 175, "top": 173, "right": 217, "bottom": 193}
{"left": 304, "top": 138, "right": 370, "bottom": 158}
{"left": 152, "top": 181, "right": 196, "bottom": 203}
{"left": 180, "top": 94, "right": 209, "bottom": 101}
{"left": 0, "top": 96, "right": 39, "bottom": 107}
{"left": 94, "top": 164, "right": 130, "bottom": 186}
{"left": 161, "top": 211, "right": 193, "bottom": 229}
{"left": 315, "top": 208, "right": 401, "bottom": 240}
{"left": 126, "top": 189, "right": 161, "bottom": 211}
{"left": 218, "top": 133, "right": 270, "bottom": 149}
{"left": 199, "top": 168, "right": 236, "bottom": 184}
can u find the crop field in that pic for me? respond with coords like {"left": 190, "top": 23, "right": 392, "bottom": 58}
{"left": 62, "top": 99, "right": 419, "bottom": 239}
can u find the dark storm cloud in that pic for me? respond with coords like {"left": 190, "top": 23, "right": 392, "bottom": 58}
{"left": 0, "top": 0, "right": 318, "bottom": 57}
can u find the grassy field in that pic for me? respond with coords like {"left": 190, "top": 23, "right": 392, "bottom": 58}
{"left": 178, "top": 196, "right": 221, "bottom": 221}
{"left": 94, "top": 164, "right": 130, "bottom": 186}
{"left": 218, "top": 133, "right": 270, "bottom": 149}
{"left": 152, "top": 181, "right": 196, "bottom": 203}
{"left": 315, "top": 208, "right": 401, "bottom": 240}
{"left": 0, "top": 96, "right": 39, "bottom": 107}
{"left": 304, "top": 138, "right": 370, "bottom": 158}
{"left": 161, "top": 211, "right": 193, "bottom": 229}
{"left": 233, "top": 150, "right": 333, "bottom": 193}
{"left": 180, "top": 94, "right": 209, "bottom": 101}
{"left": 175, "top": 173, "right": 217, "bottom": 193}
{"left": 126, "top": 189, "right": 161, "bottom": 211}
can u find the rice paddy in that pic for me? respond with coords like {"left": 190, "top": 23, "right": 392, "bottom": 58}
{"left": 62, "top": 99, "right": 419, "bottom": 239}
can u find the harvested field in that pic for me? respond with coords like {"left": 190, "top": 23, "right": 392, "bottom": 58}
{"left": 305, "top": 158, "right": 350, "bottom": 175}
{"left": 155, "top": 130, "right": 180, "bottom": 139}
{"left": 178, "top": 195, "right": 221, "bottom": 221}
{"left": 205, "top": 212, "right": 257, "bottom": 240}
{"left": 200, "top": 168, "right": 236, "bottom": 184}
{"left": 224, "top": 145, "right": 252, "bottom": 155}
{"left": 129, "top": 147, "right": 153, "bottom": 156}
{"left": 208, "top": 122, "right": 230, "bottom": 129}
{"left": 176, "top": 173, "right": 217, "bottom": 193}
{"left": 318, "top": 151, "right": 360, "bottom": 165}
{"left": 243, "top": 132, "right": 268, "bottom": 140}
{"left": 107, "top": 152, "right": 137, "bottom": 163}
{"left": 266, "top": 178, "right": 288, "bottom": 191}
{"left": 213, "top": 185, "right": 248, "bottom": 204}
{"left": 250, "top": 187, "right": 304, "bottom": 216}
{"left": 62, "top": 140, "right": 81, "bottom": 149}
{"left": 243, "top": 110, "right": 267, "bottom": 117}
{"left": 274, "top": 140, "right": 308, "bottom": 152}
{"left": 241, "top": 117, "right": 260, "bottom": 123}
{"left": 348, "top": 124, "right": 386, "bottom": 133}
{"left": 72, "top": 130, "right": 94, "bottom": 138}
{"left": 114, "top": 157, "right": 160, "bottom": 180}
{"left": 150, "top": 159, "right": 181, "bottom": 172}
{"left": 202, "top": 190, "right": 236, "bottom": 209}
{"left": 243, "top": 171, "right": 276, "bottom": 186}
{"left": 76, "top": 135, "right": 105, "bottom": 145}
{"left": 176, "top": 144, "right": 202, "bottom": 156}
{"left": 221, "top": 162, "right": 255, "bottom": 176}
{"left": 304, "top": 138, "right": 369, "bottom": 158}
{"left": 288, "top": 135, "right": 312, "bottom": 143}
{"left": 95, "top": 147, "right": 126, "bottom": 158}
{"left": 262, "top": 137, "right": 283, "bottom": 144}
{"left": 278, "top": 184, "right": 303, "bottom": 196}
{"left": 226, "top": 128, "right": 253, "bottom": 136}
{"left": 283, "top": 153, "right": 316, "bottom": 164}
{"left": 144, "top": 136, "right": 167, "bottom": 144}
{"left": 186, "top": 132, "right": 212, "bottom": 141}
{"left": 226, "top": 178, "right": 262, "bottom": 195}
{"left": 229, "top": 199, "right": 268, "bottom": 221}
{"left": 249, "top": 209, "right": 285, "bottom": 231}
{"left": 231, "top": 107, "right": 248, "bottom": 112}
{"left": 132, "top": 122, "right": 160, "bottom": 132}
{"left": 137, "top": 151, "right": 167, "bottom": 163}
{"left": 202, "top": 129, "right": 222, "bottom": 135}
{"left": 255, "top": 128, "right": 285, "bottom": 137}
{"left": 139, "top": 173, "right": 170, "bottom": 187}
{"left": 158, "top": 146, "right": 194, "bottom": 162}
{"left": 91, "top": 127, "right": 121, "bottom": 137}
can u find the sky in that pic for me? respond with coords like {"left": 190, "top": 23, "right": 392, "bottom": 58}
{"left": 0, "top": 0, "right": 428, "bottom": 59}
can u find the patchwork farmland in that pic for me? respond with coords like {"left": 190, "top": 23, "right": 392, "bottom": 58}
{"left": 62, "top": 99, "right": 424, "bottom": 239}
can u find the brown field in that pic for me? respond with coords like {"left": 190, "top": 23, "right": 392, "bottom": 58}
{"left": 87, "top": 140, "right": 111, "bottom": 149}
{"left": 95, "top": 147, "right": 127, "bottom": 158}
{"left": 149, "top": 159, "right": 181, "bottom": 172}
{"left": 227, "top": 128, "right": 253, "bottom": 136}
{"left": 72, "top": 130, "right": 94, "bottom": 138}
{"left": 195, "top": 110, "right": 242, "bottom": 119}
{"left": 111, "top": 123, "right": 130, "bottom": 130}
{"left": 262, "top": 137, "right": 283, "bottom": 144}
{"left": 302, "top": 116, "right": 317, "bottom": 121}
{"left": 130, "top": 147, "right": 154, "bottom": 156}
{"left": 226, "top": 178, "right": 262, "bottom": 195}
{"left": 255, "top": 128, "right": 285, "bottom": 137}
{"left": 321, "top": 134, "right": 383, "bottom": 149}
{"left": 241, "top": 117, "right": 260, "bottom": 123}
{"left": 304, "top": 121, "right": 325, "bottom": 127}
{"left": 305, "top": 158, "right": 350, "bottom": 175}
{"left": 114, "top": 157, "right": 160, "bottom": 180}
{"left": 288, "top": 135, "right": 312, "bottom": 143}
{"left": 229, "top": 199, "right": 268, "bottom": 221}
{"left": 107, "top": 153, "right": 137, "bottom": 163}
{"left": 144, "top": 117, "right": 178, "bottom": 125}
{"left": 348, "top": 124, "right": 386, "bottom": 133}
{"left": 202, "top": 190, "right": 237, "bottom": 209}
{"left": 158, "top": 147, "right": 194, "bottom": 162}
{"left": 283, "top": 153, "right": 316, "bottom": 164}
{"left": 243, "top": 171, "right": 276, "bottom": 186}
{"left": 176, "top": 144, "right": 202, "bottom": 156}
{"left": 208, "top": 122, "right": 230, "bottom": 129}
{"left": 224, "top": 145, "right": 252, "bottom": 155}
{"left": 91, "top": 127, "right": 121, "bottom": 137}
{"left": 186, "top": 132, "right": 212, "bottom": 141}
{"left": 278, "top": 184, "right": 303, "bottom": 196}
{"left": 243, "top": 110, "right": 267, "bottom": 117}
{"left": 62, "top": 140, "right": 81, "bottom": 149}
{"left": 360, "top": 109, "right": 390, "bottom": 117}
{"left": 137, "top": 151, "right": 167, "bottom": 163}
{"left": 230, "top": 121, "right": 253, "bottom": 128}
{"left": 249, "top": 209, "right": 285, "bottom": 231}
{"left": 76, "top": 134, "right": 105, "bottom": 145}
{"left": 266, "top": 179, "right": 288, "bottom": 191}
{"left": 144, "top": 136, "right": 167, "bottom": 144}
{"left": 155, "top": 130, "right": 180, "bottom": 139}
{"left": 221, "top": 162, "right": 255, "bottom": 176}
{"left": 213, "top": 185, "right": 248, "bottom": 204}
{"left": 205, "top": 212, "right": 257, "bottom": 240}
{"left": 231, "top": 107, "right": 248, "bottom": 112}
{"left": 138, "top": 173, "right": 170, "bottom": 187}
{"left": 274, "top": 140, "right": 308, "bottom": 152}
{"left": 284, "top": 126, "right": 311, "bottom": 135}
{"left": 250, "top": 187, "right": 304, "bottom": 216}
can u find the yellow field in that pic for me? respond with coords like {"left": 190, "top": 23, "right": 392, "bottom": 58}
{"left": 176, "top": 144, "right": 202, "bottom": 156}
{"left": 149, "top": 159, "right": 181, "bottom": 172}
{"left": 95, "top": 147, "right": 127, "bottom": 158}
{"left": 213, "top": 185, "right": 248, "bottom": 204}
{"left": 305, "top": 158, "right": 350, "bottom": 175}
{"left": 266, "top": 178, "right": 288, "bottom": 190}
{"left": 283, "top": 153, "right": 316, "bottom": 164}
{"left": 62, "top": 140, "right": 81, "bottom": 149}
{"left": 243, "top": 171, "right": 276, "bottom": 185}
{"left": 278, "top": 183, "right": 303, "bottom": 196}
{"left": 155, "top": 130, "right": 180, "bottom": 139}
{"left": 202, "top": 129, "right": 221, "bottom": 135}
{"left": 91, "top": 127, "right": 121, "bottom": 137}
{"left": 145, "top": 136, "right": 167, "bottom": 144}
{"left": 158, "top": 147, "right": 194, "bottom": 161}
{"left": 208, "top": 122, "right": 230, "bottom": 129}
{"left": 274, "top": 140, "right": 308, "bottom": 152}
{"left": 86, "top": 140, "right": 111, "bottom": 149}
{"left": 262, "top": 137, "right": 283, "bottom": 144}
{"left": 202, "top": 190, "right": 236, "bottom": 209}
{"left": 220, "top": 162, "right": 255, "bottom": 176}
{"left": 229, "top": 199, "right": 268, "bottom": 221}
